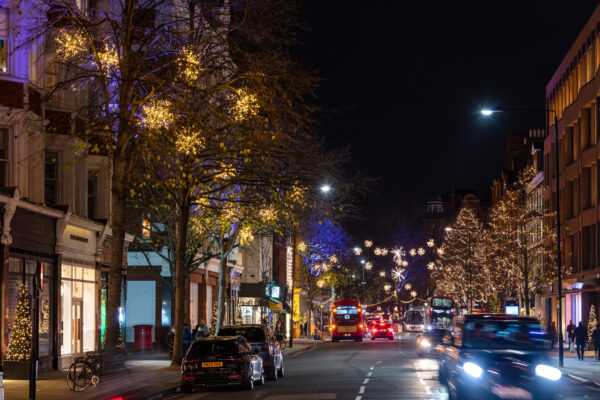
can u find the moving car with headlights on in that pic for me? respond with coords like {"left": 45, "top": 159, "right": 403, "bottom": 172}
{"left": 438, "top": 314, "right": 561, "bottom": 400}
{"left": 218, "top": 324, "right": 284, "bottom": 380}
{"left": 371, "top": 320, "right": 394, "bottom": 340}
{"left": 416, "top": 327, "right": 447, "bottom": 356}
{"left": 181, "top": 336, "right": 264, "bottom": 391}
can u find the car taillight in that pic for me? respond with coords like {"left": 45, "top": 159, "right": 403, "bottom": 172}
{"left": 388, "top": 328, "right": 394, "bottom": 332}
{"left": 359, "top": 324, "right": 363, "bottom": 328}
{"left": 373, "top": 328, "right": 378, "bottom": 332}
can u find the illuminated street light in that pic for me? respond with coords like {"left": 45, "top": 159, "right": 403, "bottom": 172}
{"left": 445, "top": 226, "right": 452, "bottom": 232}
{"left": 320, "top": 184, "right": 331, "bottom": 193}
{"left": 480, "top": 108, "right": 494, "bottom": 116}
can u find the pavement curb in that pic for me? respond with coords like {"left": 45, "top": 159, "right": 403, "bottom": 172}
{"left": 285, "top": 343, "right": 318, "bottom": 358}
{"left": 563, "top": 372, "right": 600, "bottom": 389}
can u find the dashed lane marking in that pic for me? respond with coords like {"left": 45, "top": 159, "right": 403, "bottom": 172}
{"left": 376, "top": 360, "right": 382, "bottom": 364}
{"left": 359, "top": 386, "right": 365, "bottom": 394}
{"left": 355, "top": 397, "right": 362, "bottom": 400}
{"left": 363, "top": 378, "right": 369, "bottom": 384}
{"left": 370, "top": 366, "right": 374, "bottom": 370}
{"left": 367, "top": 372, "right": 372, "bottom": 377}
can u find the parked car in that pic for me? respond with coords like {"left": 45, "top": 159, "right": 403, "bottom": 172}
{"left": 438, "top": 314, "right": 560, "bottom": 400}
{"left": 218, "top": 324, "right": 284, "bottom": 380}
{"left": 181, "top": 336, "right": 264, "bottom": 391}
{"left": 370, "top": 320, "right": 394, "bottom": 340}
{"left": 416, "top": 327, "right": 447, "bottom": 356}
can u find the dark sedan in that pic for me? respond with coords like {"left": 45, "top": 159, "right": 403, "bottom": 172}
{"left": 371, "top": 321, "right": 394, "bottom": 340}
{"left": 218, "top": 324, "right": 284, "bottom": 380}
{"left": 439, "top": 314, "right": 561, "bottom": 400}
{"left": 181, "top": 336, "right": 264, "bottom": 391}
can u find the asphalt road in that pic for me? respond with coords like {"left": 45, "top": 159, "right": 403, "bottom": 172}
{"left": 170, "top": 335, "right": 600, "bottom": 400}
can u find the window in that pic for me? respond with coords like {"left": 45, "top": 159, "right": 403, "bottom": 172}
{"left": 582, "top": 225, "right": 596, "bottom": 270}
{"left": 0, "top": 128, "right": 7, "bottom": 187}
{"left": 142, "top": 218, "right": 151, "bottom": 238}
{"left": 87, "top": 171, "right": 97, "bottom": 219}
{"left": 44, "top": 151, "right": 59, "bottom": 206}
{"left": 582, "top": 167, "right": 592, "bottom": 209}
{"left": 0, "top": 8, "right": 8, "bottom": 73}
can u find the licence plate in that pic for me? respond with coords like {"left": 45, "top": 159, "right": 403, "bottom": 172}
{"left": 201, "top": 362, "right": 223, "bottom": 368}
{"left": 338, "top": 326, "right": 356, "bottom": 333}
{"left": 491, "top": 385, "right": 532, "bottom": 400}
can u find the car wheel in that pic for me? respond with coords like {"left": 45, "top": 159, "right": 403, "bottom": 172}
{"left": 278, "top": 363, "right": 285, "bottom": 378}
{"left": 268, "top": 364, "right": 278, "bottom": 380}
{"left": 243, "top": 375, "right": 254, "bottom": 390}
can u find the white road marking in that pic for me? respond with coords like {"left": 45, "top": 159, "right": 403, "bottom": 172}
{"left": 355, "top": 397, "right": 362, "bottom": 400}
{"left": 367, "top": 371, "right": 372, "bottom": 377}
{"left": 265, "top": 394, "right": 337, "bottom": 400}
{"left": 363, "top": 378, "right": 369, "bottom": 384}
{"left": 370, "top": 366, "right": 374, "bottom": 370}
{"left": 376, "top": 360, "right": 382, "bottom": 364}
{"left": 359, "top": 386, "right": 365, "bottom": 394}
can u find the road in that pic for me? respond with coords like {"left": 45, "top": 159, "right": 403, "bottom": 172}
{"left": 169, "top": 335, "right": 600, "bottom": 399}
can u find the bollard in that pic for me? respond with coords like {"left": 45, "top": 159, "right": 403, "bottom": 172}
{"left": 0, "top": 371, "right": 4, "bottom": 400}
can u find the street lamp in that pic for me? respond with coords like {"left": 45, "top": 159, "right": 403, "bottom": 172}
{"left": 360, "top": 259, "right": 366, "bottom": 303}
{"left": 320, "top": 184, "right": 331, "bottom": 193}
{"left": 481, "top": 106, "right": 564, "bottom": 367}
{"left": 445, "top": 226, "right": 475, "bottom": 313}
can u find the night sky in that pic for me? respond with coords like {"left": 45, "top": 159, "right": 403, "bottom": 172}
{"left": 299, "top": 1, "right": 600, "bottom": 240}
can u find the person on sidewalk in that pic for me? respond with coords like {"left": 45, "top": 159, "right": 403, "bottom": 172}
{"left": 592, "top": 325, "right": 600, "bottom": 360}
{"left": 196, "top": 319, "right": 209, "bottom": 338}
{"left": 549, "top": 321, "right": 557, "bottom": 349}
{"left": 574, "top": 321, "right": 588, "bottom": 360}
{"left": 183, "top": 322, "right": 193, "bottom": 355}
{"left": 567, "top": 320, "right": 576, "bottom": 345}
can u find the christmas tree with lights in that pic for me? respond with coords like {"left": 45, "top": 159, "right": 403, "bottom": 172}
{"left": 588, "top": 305, "right": 597, "bottom": 342}
{"left": 5, "top": 285, "right": 31, "bottom": 361}
{"left": 209, "top": 302, "right": 218, "bottom": 336}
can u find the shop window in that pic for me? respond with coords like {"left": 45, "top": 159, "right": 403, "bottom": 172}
{"left": 61, "top": 264, "right": 96, "bottom": 355}
{"left": 0, "top": 127, "right": 8, "bottom": 187}
{"left": 0, "top": 8, "right": 8, "bottom": 73}
{"left": 45, "top": 151, "right": 59, "bottom": 206}
{"left": 87, "top": 170, "right": 97, "bottom": 219}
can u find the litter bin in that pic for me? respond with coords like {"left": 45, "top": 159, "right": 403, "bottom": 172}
{"left": 134, "top": 325, "right": 153, "bottom": 350}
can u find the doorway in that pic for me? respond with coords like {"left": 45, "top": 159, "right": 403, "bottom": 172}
{"left": 72, "top": 300, "right": 82, "bottom": 355}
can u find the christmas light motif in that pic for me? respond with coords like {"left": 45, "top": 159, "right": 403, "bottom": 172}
{"left": 427, "top": 262, "right": 435, "bottom": 270}
{"left": 239, "top": 225, "right": 254, "bottom": 245}
{"left": 374, "top": 247, "right": 388, "bottom": 256}
{"left": 379, "top": 271, "right": 386, "bottom": 277}
{"left": 427, "top": 239, "right": 435, "bottom": 248}
{"left": 56, "top": 28, "right": 86, "bottom": 61}
{"left": 177, "top": 46, "right": 203, "bottom": 81}
{"left": 232, "top": 88, "right": 259, "bottom": 122}
{"left": 175, "top": 128, "right": 205, "bottom": 156}
{"left": 297, "top": 241, "right": 307, "bottom": 253}
{"left": 5, "top": 285, "right": 31, "bottom": 361}
{"left": 409, "top": 248, "right": 417, "bottom": 257}
{"left": 97, "top": 44, "right": 119, "bottom": 70}
{"left": 417, "top": 247, "right": 425, "bottom": 256}
{"left": 391, "top": 267, "right": 405, "bottom": 281}
{"left": 410, "top": 290, "right": 417, "bottom": 298}
{"left": 364, "top": 261, "right": 373, "bottom": 270}
{"left": 139, "top": 99, "right": 174, "bottom": 130}
{"left": 384, "top": 283, "right": 392, "bottom": 292}
{"left": 353, "top": 247, "right": 362, "bottom": 255}
{"left": 364, "top": 240, "right": 373, "bottom": 248}
{"left": 330, "top": 255, "right": 339, "bottom": 264}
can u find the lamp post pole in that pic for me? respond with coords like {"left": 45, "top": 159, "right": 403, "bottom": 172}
{"left": 481, "top": 107, "right": 563, "bottom": 366}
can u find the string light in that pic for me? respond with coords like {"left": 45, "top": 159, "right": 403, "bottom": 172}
{"left": 56, "top": 28, "right": 86, "bottom": 61}
{"left": 139, "top": 99, "right": 174, "bottom": 130}
{"left": 232, "top": 87, "right": 259, "bottom": 122}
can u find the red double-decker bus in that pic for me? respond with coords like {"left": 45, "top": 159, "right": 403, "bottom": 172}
{"left": 331, "top": 299, "right": 364, "bottom": 342}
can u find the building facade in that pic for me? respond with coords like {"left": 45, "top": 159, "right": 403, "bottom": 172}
{"left": 544, "top": 4, "right": 600, "bottom": 337}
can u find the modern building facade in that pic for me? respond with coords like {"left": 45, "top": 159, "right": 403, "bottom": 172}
{"left": 544, "top": 4, "right": 600, "bottom": 337}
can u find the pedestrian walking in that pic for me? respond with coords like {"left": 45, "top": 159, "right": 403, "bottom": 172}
{"left": 166, "top": 326, "right": 175, "bottom": 356}
{"left": 275, "top": 319, "right": 282, "bottom": 335}
{"left": 549, "top": 322, "right": 557, "bottom": 349}
{"left": 303, "top": 322, "right": 308, "bottom": 338}
{"left": 183, "top": 322, "right": 193, "bottom": 355}
{"left": 592, "top": 325, "right": 600, "bottom": 360}
{"left": 567, "top": 320, "right": 576, "bottom": 351}
{"left": 574, "top": 321, "right": 588, "bottom": 360}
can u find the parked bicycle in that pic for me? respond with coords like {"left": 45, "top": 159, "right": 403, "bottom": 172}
{"left": 276, "top": 333, "right": 287, "bottom": 350}
{"left": 66, "top": 349, "right": 126, "bottom": 391}
{"left": 66, "top": 352, "right": 102, "bottom": 391}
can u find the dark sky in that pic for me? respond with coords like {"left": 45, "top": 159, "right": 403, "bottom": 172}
{"left": 298, "top": 1, "right": 600, "bottom": 238}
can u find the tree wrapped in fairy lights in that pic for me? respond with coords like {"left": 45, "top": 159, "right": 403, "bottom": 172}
{"left": 5, "top": 285, "right": 32, "bottom": 361}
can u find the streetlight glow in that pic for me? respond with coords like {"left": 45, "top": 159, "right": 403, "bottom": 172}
{"left": 320, "top": 184, "right": 331, "bottom": 193}
{"left": 445, "top": 226, "right": 452, "bottom": 232}
{"left": 480, "top": 109, "right": 494, "bottom": 116}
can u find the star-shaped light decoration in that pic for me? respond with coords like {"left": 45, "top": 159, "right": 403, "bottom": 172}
{"left": 410, "top": 290, "right": 417, "bottom": 297}
{"left": 404, "top": 282, "right": 412, "bottom": 290}
{"left": 401, "top": 260, "right": 409, "bottom": 267}
{"left": 427, "top": 239, "right": 435, "bottom": 248}
{"left": 391, "top": 267, "right": 405, "bottom": 281}
{"left": 384, "top": 284, "right": 392, "bottom": 292}
{"left": 409, "top": 248, "right": 417, "bottom": 257}
{"left": 353, "top": 247, "right": 362, "bottom": 256}
{"left": 365, "top": 261, "right": 373, "bottom": 271}
{"left": 379, "top": 271, "right": 386, "bottom": 277}
{"left": 427, "top": 262, "right": 435, "bottom": 270}
{"left": 417, "top": 247, "right": 425, "bottom": 256}
{"left": 364, "top": 240, "right": 373, "bottom": 248}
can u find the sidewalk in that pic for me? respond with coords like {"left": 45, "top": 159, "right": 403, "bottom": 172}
{"left": 549, "top": 347, "right": 600, "bottom": 388}
{"left": 4, "top": 352, "right": 181, "bottom": 400}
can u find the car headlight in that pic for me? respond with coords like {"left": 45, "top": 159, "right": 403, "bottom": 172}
{"left": 463, "top": 362, "right": 483, "bottom": 378}
{"left": 535, "top": 364, "right": 561, "bottom": 381}
{"left": 420, "top": 339, "right": 431, "bottom": 347}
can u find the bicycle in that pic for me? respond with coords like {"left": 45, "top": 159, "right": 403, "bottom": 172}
{"left": 66, "top": 349, "right": 126, "bottom": 391}
{"left": 66, "top": 352, "right": 102, "bottom": 391}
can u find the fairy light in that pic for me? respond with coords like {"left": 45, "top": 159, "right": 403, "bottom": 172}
{"left": 259, "top": 206, "right": 278, "bottom": 223}
{"left": 239, "top": 225, "right": 254, "bottom": 245}
{"left": 404, "top": 282, "right": 412, "bottom": 290}
{"left": 330, "top": 255, "right": 339, "bottom": 264}
{"left": 56, "top": 28, "right": 87, "bottom": 61}
{"left": 215, "top": 163, "right": 236, "bottom": 180}
{"left": 410, "top": 290, "right": 417, "bottom": 298}
{"left": 96, "top": 44, "right": 119, "bottom": 70}
{"left": 175, "top": 128, "right": 205, "bottom": 155}
{"left": 401, "top": 260, "right": 408, "bottom": 267}
{"left": 139, "top": 99, "right": 174, "bottom": 130}
{"left": 177, "top": 46, "right": 203, "bottom": 81}
{"left": 384, "top": 284, "right": 392, "bottom": 292}
{"left": 232, "top": 88, "right": 259, "bottom": 122}
{"left": 317, "top": 279, "right": 326, "bottom": 288}
{"left": 297, "top": 241, "right": 307, "bottom": 253}
{"left": 427, "top": 262, "right": 435, "bottom": 270}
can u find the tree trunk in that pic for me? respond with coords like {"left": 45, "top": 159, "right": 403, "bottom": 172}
{"left": 216, "top": 243, "right": 228, "bottom": 332}
{"left": 105, "top": 155, "right": 127, "bottom": 352}
{"left": 171, "top": 196, "right": 190, "bottom": 365}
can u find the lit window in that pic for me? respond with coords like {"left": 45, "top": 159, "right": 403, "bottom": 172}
{"left": 0, "top": 8, "right": 8, "bottom": 73}
{"left": 142, "top": 218, "right": 151, "bottom": 238}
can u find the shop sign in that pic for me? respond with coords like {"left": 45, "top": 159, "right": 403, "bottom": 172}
{"left": 266, "top": 284, "right": 281, "bottom": 300}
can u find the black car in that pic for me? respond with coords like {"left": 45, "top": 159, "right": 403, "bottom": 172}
{"left": 181, "top": 336, "right": 264, "bottom": 391}
{"left": 218, "top": 324, "right": 284, "bottom": 380}
{"left": 438, "top": 314, "right": 561, "bottom": 400}
{"left": 416, "top": 327, "right": 447, "bottom": 356}
{"left": 371, "top": 321, "right": 394, "bottom": 340}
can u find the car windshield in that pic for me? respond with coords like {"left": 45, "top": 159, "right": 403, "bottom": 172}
{"left": 406, "top": 311, "right": 424, "bottom": 324}
{"left": 187, "top": 341, "right": 237, "bottom": 359}
{"left": 218, "top": 327, "right": 266, "bottom": 342}
{"left": 462, "top": 320, "right": 550, "bottom": 350}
